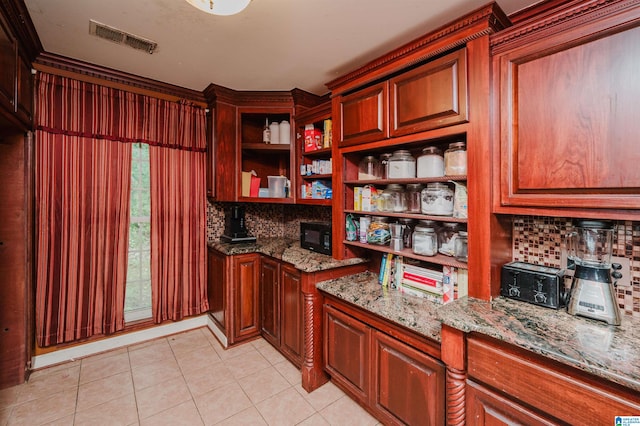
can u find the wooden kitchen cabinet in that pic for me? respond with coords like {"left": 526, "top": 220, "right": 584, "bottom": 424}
{"left": 389, "top": 48, "right": 467, "bottom": 137}
{"left": 207, "top": 248, "right": 260, "bottom": 347}
{"left": 466, "top": 334, "right": 640, "bottom": 425}
{"left": 323, "top": 297, "right": 445, "bottom": 424}
{"left": 335, "top": 82, "right": 388, "bottom": 147}
{"left": 492, "top": 1, "right": 640, "bottom": 215}
{"left": 324, "top": 304, "right": 371, "bottom": 404}
{"left": 0, "top": 13, "right": 16, "bottom": 117}
{"left": 259, "top": 256, "right": 304, "bottom": 366}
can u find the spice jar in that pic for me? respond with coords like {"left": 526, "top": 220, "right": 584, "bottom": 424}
{"left": 358, "top": 156, "right": 380, "bottom": 180}
{"left": 438, "top": 222, "right": 462, "bottom": 256}
{"left": 444, "top": 142, "right": 467, "bottom": 176}
{"left": 412, "top": 222, "right": 438, "bottom": 256}
{"left": 367, "top": 217, "right": 390, "bottom": 245}
{"left": 421, "top": 182, "right": 454, "bottom": 216}
{"left": 388, "top": 150, "right": 416, "bottom": 179}
{"left": 417, "top": 146, "right": 444, "bottom": 178}
{"left": 406, "top": 183, "right": 424, "bottom": 213}
{"left": 383, "top": 184, "right": 407, "bottom": 212}
{"left": 455, "top": 231, "right": 468, "bottom": 263}
{"left": 379, "top": 153, "right": 392, "bottom": 179}
{"left": 399, "top": 218, "right": 416, "bottom": 249}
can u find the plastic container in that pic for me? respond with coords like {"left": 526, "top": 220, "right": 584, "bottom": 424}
{"left": 388, "top": 150, "right": 416, "bottom": 179}
{"left": 417, "top": 146, "right": 444, "bottom": 178}
{"left": 444, "top": 142, "right": 467, "bottom": 176}
{"left": 421, "top": 182, "right": 454, "bottom": 216}
{"left": 268, "top": 176, "right": 287, "bottom": 198}
{"left": 278, "top": 120, "right": 291, "bottom": 144}
{"left": 367, "top": 217, "right": 390, "bottom": 245}
{"left": 358, "top": 156, "right": 381, "bottom": 180}
{"left": 269, "top": 121, "right": 280, "bottom": 145}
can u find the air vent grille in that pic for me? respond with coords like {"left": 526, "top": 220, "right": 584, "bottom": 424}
{"left": 89, "top": 20, "right": 157, "bottom": 54}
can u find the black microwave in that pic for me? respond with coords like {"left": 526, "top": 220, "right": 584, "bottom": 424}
{"left": 300, "top": 222, "right": 332, "bottom": 255}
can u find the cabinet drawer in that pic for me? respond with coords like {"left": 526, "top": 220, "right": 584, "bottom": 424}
{"left": 467, "top": 336, "right": 640, "bottom": 424}
{"left": 390, "top": 48, "right": 467, "bottom": 137}
{"left": 338, "top": 82, "right": 388, "bottom": 146}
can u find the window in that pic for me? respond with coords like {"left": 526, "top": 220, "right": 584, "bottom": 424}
{"left": 125, "top": 143, "right": 152, "bottom": 322}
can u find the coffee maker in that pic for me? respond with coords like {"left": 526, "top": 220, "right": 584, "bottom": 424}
{"left": 220, "top": 204, "right": 256, "bottom": 244}
{"left": 566, "top": 220, "right": 622, "bottom": 325}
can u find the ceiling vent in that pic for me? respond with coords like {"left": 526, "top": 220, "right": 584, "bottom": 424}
{"left": 89, "top": 20, "right": 157, "bottom": 54}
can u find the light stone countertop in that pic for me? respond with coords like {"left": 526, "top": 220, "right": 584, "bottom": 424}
{"left": 208, "top": 237, "right": 368, "bottom": 273}
{"left": 316, "top": 272, "right": 640, "bottom": 393}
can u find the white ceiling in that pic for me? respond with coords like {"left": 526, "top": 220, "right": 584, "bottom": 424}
{"left": 24, "top": 0, "right": 539, "bottom": 95}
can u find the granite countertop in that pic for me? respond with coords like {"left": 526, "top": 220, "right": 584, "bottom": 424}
{"left": 316, "top": 271, "right": 442, "bottom": 343}
{"left": 208, "top": 237, "right": 368, "bottom": 273}
{"left": 316, "top": 273, "right": 640, "bottom": 393}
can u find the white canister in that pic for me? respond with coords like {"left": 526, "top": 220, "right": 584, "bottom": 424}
{"left": 269, "top": 121, "right": 280, "bottom": 144}
{"left": 417, "top": 146, "right": 444, "bottom": 178}
{"left": 279, "top": 120, "right": 291, "bottom": 145}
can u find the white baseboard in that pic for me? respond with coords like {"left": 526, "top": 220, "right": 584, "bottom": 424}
{"left": 31, "top": 315, "right": 209, "bottom": 370}
{"left": 206, "top": 315, "right": 228, "bottom": 348}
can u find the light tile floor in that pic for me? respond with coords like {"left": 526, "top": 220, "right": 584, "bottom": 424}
{"left": 0, "top": 328, "right": 380, "bottom": 426}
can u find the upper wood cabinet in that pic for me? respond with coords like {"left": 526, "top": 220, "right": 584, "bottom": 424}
{"left": 0, "top": 15, "right": 16, "bottom": 115}
{"left": 336, "top": 82, "right": 388, "bottom": 147}
{"left": 390, "top": 48, "right": 468, "bottom": 137}
{"left": 492, "top": 1, "right": 640, "bottom": 216}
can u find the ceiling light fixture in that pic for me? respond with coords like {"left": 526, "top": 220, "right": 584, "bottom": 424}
{"left": 185, "top": 0, "right": 252, "bottom": 16}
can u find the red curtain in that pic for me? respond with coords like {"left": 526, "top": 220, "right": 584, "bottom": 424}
{"left": 35, "top": 72, "right": 209, "bottom": 345}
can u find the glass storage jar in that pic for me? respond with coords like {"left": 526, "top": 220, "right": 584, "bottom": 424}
{"left": 399, "top": 218, "right": 416, "bottom": 249}
{"left": 412, "top": 222, "right": 438, "bottom": 256}
{"left": 367, "top": 217, "right": 390, "bottom": 245}
{"left": 417, "top": 146, "right": 445, "bottom": 178}
{"left": 438, "top": 222, "right": 462, "bottom": 256}
{"left": 358, "top": 155, "right": 380, "bottom": 180}
{"left": 379, "top": 153, "right": 392, "bottom": 179}
{"left": 406, "top": 183, "right": 424, "bottom": 213}
{"left": 421, "top": 182, "right": 454, "bottom": 216}
{"left": 383, "top": 184, "right": 407, "bottom": 212}
{"left": 444, "top": 142, "right": 467, "bottom": 176}
{"left": 455, "top": 231, "right": 468, "bottom": 263}
{"left": 388, "top": 150, "right": 416, "bottom": 179}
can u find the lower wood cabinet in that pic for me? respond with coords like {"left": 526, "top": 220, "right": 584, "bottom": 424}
{"left": 466, "top": 335, "right": 640, "bottom": 425}
{"left": 260, "top": 256, "right": 304, "bottom": 367}
{"left": 324, "top": 298, "right": 445, "bottom": 425}
{"left": 207, "top": 248, "right": 260, "bottom": 347}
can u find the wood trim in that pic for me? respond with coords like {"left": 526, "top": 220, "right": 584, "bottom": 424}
{"left": 33, "top": 52, "right": 208, "bottom": 107}
{"left": 325, "top": 3, "right": 510, "bottom": 94}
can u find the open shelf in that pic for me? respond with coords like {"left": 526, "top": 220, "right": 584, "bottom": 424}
{"left": 344, "top": 240, "right": 468, "bottom": 268}
{"left": 344, "top": 210, "right": 467, "bottom": 223}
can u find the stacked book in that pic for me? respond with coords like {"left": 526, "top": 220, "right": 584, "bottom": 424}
{"left": 399, "top": 263, "right": 447, "bottom": 304}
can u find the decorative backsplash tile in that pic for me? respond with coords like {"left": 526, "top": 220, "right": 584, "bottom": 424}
{"left": 512, "top": 216, "right": 640, "bottom": 317}
{"left": 206, "top": 201, "right": 331, "bottom": 244}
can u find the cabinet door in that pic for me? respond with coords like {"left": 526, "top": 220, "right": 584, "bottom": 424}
{"left": 211, "top": 102, "right": 237, "bottom": 201}
{"left": 16, "top": 54, "right": 32, "bottom": 125}
{"left": 390, "top": 48, "right": 467, "bottom": 137}
{"left": 260, "top": 256, "right": 280, "bottom": 347}
{"left": 372, "top": 331, "right": 445, "bottom": 426}
{"left": 280, "top": 264, "right": 303, "bottom": 366}
{"left": 207, "top": 248, "right": 227, "bottom": 331}
{"left": 466, "top": 381, "right": 558, "bottom": 426}
{"left": 497, "top": 23, "right": 640, "bottom": 210}
{"left": 232, "top": 253, "right": 260, "bottom": 341}
{"left": 337, "top": 82, "right": 388, "bottom": 146}
{"left": 323, "top": 304, "right": 371, "bottom": 404}
{"left": 0, "top": 15, "right": 16, "bottom": 114}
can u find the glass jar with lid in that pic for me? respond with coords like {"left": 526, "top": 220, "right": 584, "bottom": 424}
{"left": 444, "top": 142, "right": 467, "bottom": 176}
{"left": 379, "top": 153, "right": 392, "bottom": 179}
{"left": 406, "top": 183, "right": 424, "bottom": 213}
{"left": 358, "top": 155, "right": 380, "bottom": 180}
{"left": 383, "top": 184, "right": 407, "bottom": 212}
{"left": 421, "top": 182, "right": 454, "bottom": 216}
{"left": 417, "top": 146, "right": 444, "bottom": 178}
{"left": 438, "top": 222, "right": 463, "bottom": 256}
{"left": 412, "top": 221, "right": 438, "bottom": 256}
{"left": 455, "top": 231, "right": 468, "bottom": 263}
{"left": 367, "top": 217, "right": 390, "bottom": 245}
{"left": 388, "top": 150, "right": 416, "bottom": 179}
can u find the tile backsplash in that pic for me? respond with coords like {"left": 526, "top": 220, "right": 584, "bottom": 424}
{"left": 206, "top": 201, "right": 332, "bottom": 244}
{"left": 512, "top": 216, "right": 640, "bottom": 317}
